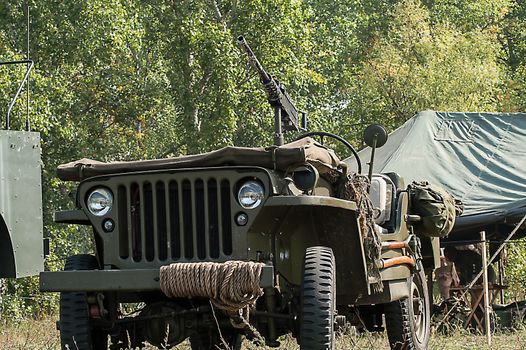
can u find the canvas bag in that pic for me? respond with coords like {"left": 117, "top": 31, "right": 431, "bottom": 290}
{"left": 409, "top": 181, "right": 462, "bottom": 238}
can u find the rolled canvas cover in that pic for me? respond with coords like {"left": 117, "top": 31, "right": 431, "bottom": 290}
{"left": 57, "top": 137, "right": 345, "bottom": 182}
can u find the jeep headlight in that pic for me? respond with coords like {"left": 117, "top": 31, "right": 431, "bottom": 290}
{"left": 237, "top": 181, "right": 264, "bottom": 209}
{"left": 86, "top": 187, "right": 113, "bottom": 216}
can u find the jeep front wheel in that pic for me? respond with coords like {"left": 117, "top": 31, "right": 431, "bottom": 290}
{"left": 59, "top": 254, "right": 107, "bottom": 350}
{"left": 384, "top": 269, "right": 430, "bottom": 350}
{"left": 299, "top": 246, "right": 336, "bottom": 350}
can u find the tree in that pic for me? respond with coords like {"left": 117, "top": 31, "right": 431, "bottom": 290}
{"left": 357, "top": 0, "right": 503, "bottom": 130}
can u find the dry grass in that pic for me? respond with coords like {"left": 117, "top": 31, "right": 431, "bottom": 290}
{"left": 0, "top": 317, "right": 60, "bottom": 350}
{"left": 1, "top": 318, "right": 526, "bottom": 349}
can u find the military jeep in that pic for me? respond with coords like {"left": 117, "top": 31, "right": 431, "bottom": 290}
{"left": 39, "top": 38, "right": 441, "bottom": 350}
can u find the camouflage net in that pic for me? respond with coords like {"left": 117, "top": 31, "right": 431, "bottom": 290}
{"left": 341, "top": 174, "right": 383, "bottom": 293}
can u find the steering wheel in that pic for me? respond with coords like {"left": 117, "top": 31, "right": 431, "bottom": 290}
{"left": 295, "top": 131, "right": 362, "bottom": 174}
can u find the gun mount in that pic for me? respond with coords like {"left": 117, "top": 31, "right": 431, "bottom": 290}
{"left": 238, "top": 35, "right": 306, "bottom": 145}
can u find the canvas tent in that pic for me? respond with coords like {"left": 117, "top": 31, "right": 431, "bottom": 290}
{"left": 346, "top": 111, "right": 526, "bottom": 240}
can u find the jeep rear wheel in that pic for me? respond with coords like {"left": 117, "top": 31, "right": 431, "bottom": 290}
{"left": 299, "top": 246, "right": 336, "bottom": 350}
{"left": 59, "top": 254, "right": 107, "bottom": 350}
{"left": 384, "top": 269, "right": 430, "bottom": 350}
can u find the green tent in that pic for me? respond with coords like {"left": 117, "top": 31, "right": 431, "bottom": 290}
{"left": 346, "top": 111, "right": 526, "bottom": 240}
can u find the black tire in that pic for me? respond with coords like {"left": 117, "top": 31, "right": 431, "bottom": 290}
{"left": 60, "top": 254, "right": 108, "bottom": 350}
{"left": 189, "top": 330, "right": 242, "bottom": 350}
{"left": 299, "top": 246, "right": 336, "bottom": 350}
{"left": 384, "top": 269, "right": 430, "bottom": 350}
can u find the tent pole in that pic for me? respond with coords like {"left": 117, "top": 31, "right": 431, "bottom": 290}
{"left": 481, "top": 231, "right": 491, "bottom": 345}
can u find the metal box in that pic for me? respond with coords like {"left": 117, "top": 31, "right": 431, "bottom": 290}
{"left": 0, "top": 130, "right": 43, "bottom": 277}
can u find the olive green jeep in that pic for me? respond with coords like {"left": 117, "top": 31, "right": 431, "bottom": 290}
{"left": 40, "top": 127, "right": 440, "bottom": 350}
{"left": 39, "top": 38, "right": 442, "bottom": 350}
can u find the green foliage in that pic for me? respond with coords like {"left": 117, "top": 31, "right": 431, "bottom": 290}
{"left": 1, "top": 0, "right": 526, "bottom": 319}
{"left": 357, "top": 0, "right": 503, "bottom": 129}
{"left": 505, "top": 241, "right": 526, "bottom": 301}
{"left": 423, "top": 0, "right": 511, "bottom": 30}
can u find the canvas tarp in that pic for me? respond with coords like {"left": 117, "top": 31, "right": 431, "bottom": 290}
{"left": 57, "top": 137, "right": 344, "bottom": 182}
{"left": 346, "top": 111, "right": 526, "bottom": 239}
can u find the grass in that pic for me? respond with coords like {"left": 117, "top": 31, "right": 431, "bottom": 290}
{"left": 0, "top": 317, "right": 59, "bottom": 350}
{"left": 2, "top": 318, "right": 526, "bottom": 350}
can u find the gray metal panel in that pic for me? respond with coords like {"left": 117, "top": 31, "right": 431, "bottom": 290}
{"left": 0, "top": 130, "right": 43, "bottom": 277}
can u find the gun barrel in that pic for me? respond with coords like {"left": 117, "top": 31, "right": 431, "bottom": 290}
{"left": 237, "top": 36, "right": 271, "bottom": 84}
{"left": 237, "top": 35, "right": 301, "bottom": 139}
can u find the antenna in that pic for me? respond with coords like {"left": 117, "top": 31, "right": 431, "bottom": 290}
{"left": 1, "top": 60, "right": 34, "bottom": 130}
{"left": 0, "top": 3, "right": 33, "bottom": 131}
{"left": 26, "top": 1, "right": 30, "bottom": 131}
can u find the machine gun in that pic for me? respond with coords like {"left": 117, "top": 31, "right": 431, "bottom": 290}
{"left": 237, "top": 35, "right": 306, "bottom": 146}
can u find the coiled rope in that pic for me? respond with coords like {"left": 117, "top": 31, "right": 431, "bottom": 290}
{"left": 159, "top": 261, "right": 266, "bottom": 313}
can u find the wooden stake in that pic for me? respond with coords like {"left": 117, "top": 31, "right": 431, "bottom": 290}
{"left": 481, "top": 231, "right": 491, "bottom": 345}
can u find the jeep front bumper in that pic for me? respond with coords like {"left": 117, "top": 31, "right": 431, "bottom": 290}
{"left": 40, "top": 265, "right": 274, "bottom": 292}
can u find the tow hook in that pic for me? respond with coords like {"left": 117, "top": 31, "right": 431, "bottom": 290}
{"left": 87, "top": 293, "right": 108, "bottom": 318}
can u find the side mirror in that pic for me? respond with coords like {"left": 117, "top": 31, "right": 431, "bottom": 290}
{"left": 363, "top": 124, "right": 388, "bottom": 181}
{"left": 364, "top": 124, "right": 388, "bottom": 148}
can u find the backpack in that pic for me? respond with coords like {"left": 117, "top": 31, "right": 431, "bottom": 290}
{"left": 409, "top": 181, "right": 463, "bottom": 238}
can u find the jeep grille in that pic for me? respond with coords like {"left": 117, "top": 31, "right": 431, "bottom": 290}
{"left": 117, "top": 177, "right": 233, "bottom": 262}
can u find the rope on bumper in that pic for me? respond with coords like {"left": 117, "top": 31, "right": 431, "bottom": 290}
{"left": 159, "top": 261, "right": 266, "bottom": 313}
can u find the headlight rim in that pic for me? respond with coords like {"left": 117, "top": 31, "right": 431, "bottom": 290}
{"left": 86, "top": 186, "right": 114, "bottom": 217}
{"left": 237, "top": 180, "right": 265, "bottom": 210}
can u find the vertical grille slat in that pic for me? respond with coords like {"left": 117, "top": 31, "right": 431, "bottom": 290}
{"left": 195, "top": 179, "right": 206, "bottom": 260}
{"left": 181, "top": 180, "right": 191, "bottom": 259}
{"left": 217, "top": 180, "right": 224, "bottom": 253}
{"left": 144, "top": 182, "right": 155, "bottom": 262}
{"left": 217, "top": 179, "right": 224, "bottom": 255}
{"left": 164, "top": 181, "right": 171, "bottom": 259}
{"left": 118, "top": 185, "right": 129, "bottom": 259}
{"left": 150, "top": 182, "right": 158, "bottom": 260}
{"left": 203, "top": 179, "right": 210, "bottom": 259}
{"left": 190, "top": 180, "right": 198, "bottom": 259}
{"left": 221, "top": 180, "right": 233, "bottom": 255}
{"left": 125, "top": 184, "right": 134, "bottom": 260}
{"left": 117, "top": 174, "right": 237, "bottom": 264}
{"left": 139, "top": 184, "right": 147, "bottom": 262}
{"left": 131, "top": 183, "right": 142, "bottom": 262}
{"left": 169, "top": 180, "right": 180, "bottom": 259}
{"left": 156, "top": 181, "right": 168, "bottom": 261}
{"left": 207, "top": 179, "right": 220, "bottom": 259}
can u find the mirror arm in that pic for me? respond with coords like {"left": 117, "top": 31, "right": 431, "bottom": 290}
{"left": 367, "top": 134, "right": 378, "bottom": 181}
